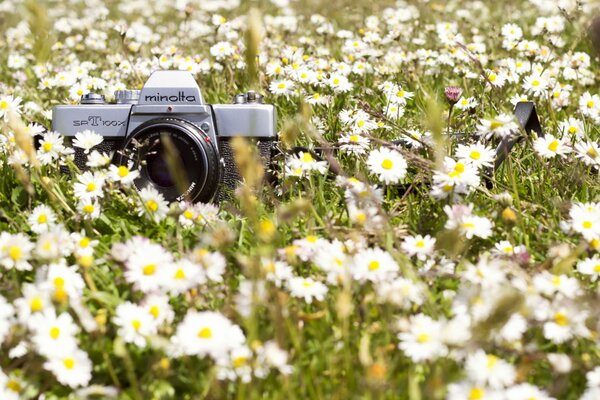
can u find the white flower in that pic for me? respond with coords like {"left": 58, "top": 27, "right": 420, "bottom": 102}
{"left": 73, "top": 171, "right": 106, "bottom": 200}
{"left": 533, "top": 134, "right": 571, "bottom": 158}
{"left": 0, "top": 295, "right": 14, "bottom": 345}
{"left": 113, "top": 302, "right": 157, "bottom": 347}
{"left": 286, "top": 151, "right": 328, "bottom": 176}
{"left": 28, "top": 204, "right": 57, "bottom": 234}
{"left": 269, "top": 79, "right": 295, "bottom": 96}
{"left": 0, "top": 370, "right": 25, "bottom": 400}
{"left": 366, "top": 147, "right": 407, "bottom": 184}
{"left": 124, "top": 241, "right": 173, "bottom": 293}
{"left": 398, "top": 314, "right": 447, "bottom": 362}
{"left": 401, "top": 234, "right": 436, "bottom": 260}
{"left": 0, "top": 95, "right": 22, "bottom": 121}
{"left": 577, "top": 255, "right": 600, "bottom": 278}
{"left": 477, "top": 114, "right": 519, "bottom": 139}
{"left": 163, "top": 258, "right": 206, "bottom": 295}
{"left": 72, "top": 130, "right": 103, "bottom": 154}
{"left": 574, "top": 140, "right": 600, "bottom": 166}
{"left": 37, "top": 131, "right": 67, "bottom": 165}
{"left": 210, "top": 41, "right": 235, "bottom": 60}
{"left": 14, "top": 283, "right": 51, "bottom": 325}
{"left": 43, "top": 348, "right": 92, "bottom": 388}
{"left": 108, "top": 162, "right": 139, "bottom": 185}
{"left": 192, "top": 248, "right": 227, "bottom": 282}
{"left": 288, "top": 276, "right": 328, "bottom": 303}
{"left": 351, "top": 247, "right": 399, "bottom": 282}
{"left": 455, "top": 143, "right": 495, "bottom": 169}
{"left": 327, "top": 74, "right": 353, "bottom": 93}
{"left": 0, "top": 232, "right": 34, "bottom": 271}
{"left": 78, "top": 199, "right": 101, "bottom": 220}
{"left": 170, "top": 310, "right": 245, "bottom": 360}
{"left": 30, "top": 309, "right": 80, "bottom": 358}
{"left": 505, "top": 383, "right": 554, "bottom": 400}
{"left": 137, "top": 186, "right": 169, "bottom": 222}
{"left": 465, "top": 350, "right": 516, "bottom": 389}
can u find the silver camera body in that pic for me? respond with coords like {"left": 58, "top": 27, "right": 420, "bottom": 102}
{"left": 52, "top": 70, "right": 277, "bottom": 202}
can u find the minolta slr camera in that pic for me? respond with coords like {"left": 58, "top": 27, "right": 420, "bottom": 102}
{"left": 52, "top": 70, "right": 277, "bottom": 202}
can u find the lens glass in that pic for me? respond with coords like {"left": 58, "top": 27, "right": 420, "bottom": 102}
{"left": 145, "top": 141, "right": 175, "bottom": 187}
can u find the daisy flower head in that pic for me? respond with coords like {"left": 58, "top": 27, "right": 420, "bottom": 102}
{"left": 574, "top": 140, "right": 600, "bottom": 166}
{"left": 287, "top": 276, "right": 328, "bottom": 303}
{"left": 0, "top": 232, "right": 34, "bottom": 271}
{"left": 137, "top": 186, "right": 169, "bottom": 222}
{"left": 72, "top": 130, "right": 103, "bottom": 154}
{"left": 401, "top": 234, "right": 436, "bottom": 261}
{"left": 339, "top": 133, "right": 370, "bottom": 155}
{"left": 477, "top": 114, "right": 519, "bottom": 139}
{"left": 77, "top": 199, "right": 101, "bottom": 220}
{"left": 170, "top": 310, "right": 245, "bottom": 360}
{"left": 286, "top": 151, "right": 328, "bottom": 176}
{"left": 0, "top": 295, "right": 14, "bottom": 345}
{"left": 0, "top": 95, "right": 22, "bottom": 121}
{"left": 0, "top": 369, "right": 25, "bottom": 400}
{"left": 533, "top": 134, "right": 571, "bottom": 158}
{"left": 397, "top": 314, "right": 447, "bottom": 362}
{"left": 465, "top": 350, "right": 516, "bottom": 389}
{"left": 37, "top": 131, "right": 67, "bottom": 165}
{"left": 576, "top": 255, "right": 600, "bottom": 278}
{"left": 351, "top": 247, "right": 399, "bottom": 283}
{"left": 108, "top": 162, "right": 139, "bottom": 185}
{"left": 269, "top": 79, "right": 295, "bottom": 97}
{"left": 327, "top": 73, "right": 353, "bottom": 93}
{"left": 455, "top": 143, "right": 495, "bottom": 169}
{"left": 125, "top": 241, "right": 173, "bottom": 293}
{"left": 113, "top": 301, "right": 157, "bottom": 347}
{"left": 30, "top": 309, "right": 80, "bottom": 358}
{"left": 366, "top": 147, "right": 407, "bottom": 184}
{"left": 43, "top": 348, "right": 92, "bottom": 389}
{"left": 73, "top": 171, "right": 105, "bottom": 200}
{"left": 28, "top": 204, "right": 57, "bottom": 234}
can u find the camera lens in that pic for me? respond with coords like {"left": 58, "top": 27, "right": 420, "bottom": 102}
{"left": 145, "top": 144, "right": 175, "bottom": 187}
{"left": 115, "top": 118, "right": 221, "bottom": 203}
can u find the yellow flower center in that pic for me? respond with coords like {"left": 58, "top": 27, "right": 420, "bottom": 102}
{"left": 547, "top": 140, "right": 559, "bottom": 152}
{"left": 118, "top": 165, "right": 129, "bottom": 177}
{"left": 587, "top": 148, "right": 598, "bottom": 158}
{"left": 486, "top": 355, "right": 498, "bottom": 368}
{"left": 593, "top": 264, "right": 600, "bottom": 273}
{"left": 416, "top": 333, "right": 430, "bottom": 343}
{"left": 233, "top": 356, "right": 247, "bottom": 368}
{"left": 183, "top": 210, "right": 194, "bottom": 220}
{"left": 470, "top": 151, "right": 481, "bottom": 160}
{"left": 197, "top": 327, "right": 212, "bottom": 338}
{"left": 143, "top": 264, "right": 156, "bottom": 275}
{"left": 415, "top": 240, "right": 425, "bottom": 248}
{"left": 277, "top": 83, "right": 285, "bottom": 89}
{"left": 302, "top": 152, "right": 314, "bottom": 163}
{"left": 0, "top": 100, "right": 8, "bottom": 109}
{"left": 333, "top": 78, "right": 340, "bottom": 85}
{"left": 86, "top": 183, "right": 96, "bottom": 192}
{"left": 462, "top": 222, "right": 475, "bottom": 229}
{"left": 63, "top": 358, "right": 75, "bottom": 370}
{"left": 50, "top": 326, "right": 61, "bottom": 339}
{"left": 6, "top": 379, "right": 21, "bottom": 393}
{"left": 488, "top": 73, "right": 497, "bottom": 82}
{"left": 455, "top": 162, "right": 465, "bottom": 173}
{"left": 531, "top": 79, "right": 540, "bottom": 87}
{"left": 568, "top": 126, "right": 578, "bottom": 134}
{"left": 469, "top": 388, "right": 485, "bottom": 400}
{"left": 583, "top": 221, "right": 593, "bottom": 229}
{"left": 54, "top": 277, "right": 65, "bottom": 288}
{"left": 381, "top": 159, "right": 393, "bottom": 170}
{"left": 174, "top": 268, "right": 186, "bottom": 280}
{"left": 368, "top": 261, "right": 380, "bottom": 271}
{"left": 587, "top": 100, "right": 595, "bottom": 109}
{"left": 490, "top": 120, "right": 503, "bottom": 130}
{"left": 43, "top": 142, "right": 53, "bottom": 152}
{"left": 83, "top": 204, "right": 95, "bottom": 214}
{"left": 149, "top": 305, "right": 160, "bottom": 319}
{"left": 30, "top": 296, "right": 43, "bottom": 312}
{"left": 131, "top": 319, "right": 142, "bottom": 331}
{"left": 146, "top": 200, "right": 159, "bottom": 212}
{"left": 38, "top": 214, "right": 47, "bottom": 224}
{"left": 554, "top": 312, "right": 569, "bottom": 326}
{"left": 8, "top": 245, "right": 22, "bottom": 261}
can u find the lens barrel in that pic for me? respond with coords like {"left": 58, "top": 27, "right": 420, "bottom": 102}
{"left": 114, "top": 118, "right": 221, "bottom": 203}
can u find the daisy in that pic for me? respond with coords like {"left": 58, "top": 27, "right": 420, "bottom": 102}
{"left": 287, "top": 276, "right": 328, "bottom": 303}
{"left": 0, "top": 232, "right": 34, "bottom": 271}
{"left": 269, "top": 79, "right": 295, "bottom": 96}
{"left": 522, "top": 73, "right": 548, "bottom": 97}
{"left": 28, "top": 204, "right": 57, "bottom": 234}
{"left": 457, "top": 215, "right": 494, "bottom": 239}
{"left": 77, "top": 199, "right": 101, "bottom": 220}
{"left": 366, "top": 147, "right": 407, "bottom": 184}
{"left": 339, "top": 133, "right": 370, "bottom": 155}
{"left": 0, "top": 95, "right": 22, "bottom": 121}
{"left": 261, "top": 258, "right": 293, "bottom": 287}
{"left": 327, "top": 73, "right": 353, "bottom": 93}
{"left": 43, "top": 348, "right": 92, "bottom": 388}
{"left": 163, "top": 258, "right": 206, "bottom": 295}
{"left": 191, "top": 248, "right": 226, "bottom": 282}
{"left": 137, "top": 186, "right": 169, "bottom": 222}
{"left": 30, "top": 309, "right": 80, "bottom": 358}
{"left": 42, "top": 261, "right": 86, "bottom": 303}
{"left": 533, "top": 134, "right": 571, "bottom": 158}
{"left": 465, "top": 350, "right": 516, "bottom": 389}
{"left": 73, "top": 171, "right": 105, "bottom": 200}
{"left": 375, "top": 277, "right": 424, "bottom": 308}
{"left": 113, "top": 302, "right": 157, "bottom": 347}
{"left": 286, "top": 151, "right": 328, "bottom": 175}
{"left": 505, "top": 383, "right": 555, "bottom": 400}
{"left": 0, "top": 370, "right": 25, "bottom": 400}
{"left": 574, "top": 140, "right": 600, "bottom": 166}
{"left": 125, "top": 241, "right": 173, "bottom": 292}
{"left": 170, "top": 310, "right": 245, "bottom": 360}
{"left": 86, "top": 150, "right": 112, "bottom": 168}
{"left": 108, "top": 162, "right": 139, "bottom": 185}
{"left": 477, "top": 114, "right": 519, "bottom": 139}
{"left": 456, "top": 143, "right": 495, "bottom": 169}
{"left": 37, "top": 131, "right": 67, "bottom": 165}
{"left": 401, "top": 234, "right": 436, "bottom": 260}
{"left": 71, "top": 130, "right": 103, "bottom": 154}
{"left": 0, "top": 295, "right": 14, "bottom": 344}
{"left": 454, "top": 96, "right": 478, "bottom": 111}
{"left": 397, "top": 314, "right": 447, "bottom": 362}
{"left": 558, "top": 117, "right": 585, "bottom": 138}
{"left": 576, "top": 255, "right": 600, "bottom": 279}
{"left": 446, "top": 381, "right": 502, "bottom": 400}
{"left": 351, "top": 247, "right": 399, "bottom": 283}
{"left": 579, "top": 92, "right": 600, "bottom": 120}
{"left": 14, "top": 283, "right": 52, "bottom": 325}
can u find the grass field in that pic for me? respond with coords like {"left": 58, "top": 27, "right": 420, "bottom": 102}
{"left": 1, "top": 0, "right": 600, "bottom": 398}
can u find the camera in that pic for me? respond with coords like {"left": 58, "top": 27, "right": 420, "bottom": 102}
{"left": 52, "top": 70, "right": 277, "bottom": 203}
